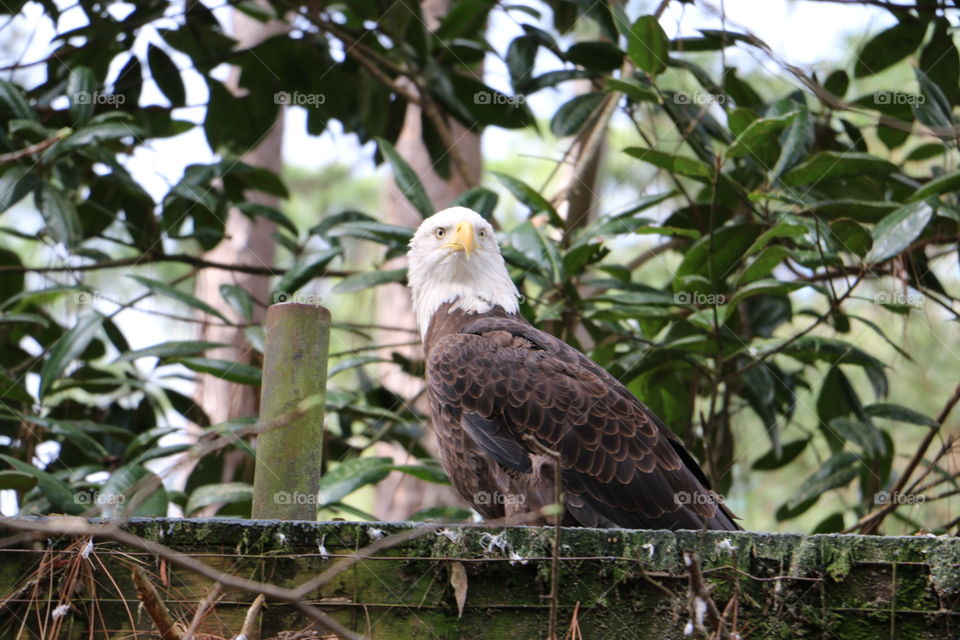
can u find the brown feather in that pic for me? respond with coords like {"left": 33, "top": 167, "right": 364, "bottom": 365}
{"left": 423, "top": 303, "right": 740, "bottom": 531}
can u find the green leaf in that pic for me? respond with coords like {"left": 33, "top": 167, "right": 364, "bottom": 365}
{"left": 185, "top": 482, "right": 253, "bottom": 515}
{"left": 147, "top": 44, "right": 186, "bottom": 107}
{"left": 727, "top": 279, "right": 807, "bottom": 307}
{"left": 624, "top": 147, "right": 713, "bottom": 181}
{"left": 47, "top": 419, "right": 110, "bottom": 459}
{"left": 0, "top": 371, "right": 33, "bottom": 405}
{"left": 452, "top": 187, "right": 499, "bottom": 219}
{"left": 115, "top": 340, "right": 231, "bottom": 362}
{"left": 0, "top": 78, "right": 35, "bottom": 121}
{"left": 550, "top": 92, "right": 605, "bottom": 137}
{"left": 39, "top": 313, "right": 104, "bottom": 399}
{"left": 771, "top": 100, "right": 813, "bottom": 179}
{"left": 333, "top": 268, "right": 406, "bottom": 294}
{"left": 674, "top": 223, "right": 760, "bottom": 292}
{"left": 805, "top": 199, "right": 898, "bottom": 224}
{"left": 606, "top": 77, "right": 658, "bottom": 103}
{"left": 220, "top": 285, "right": 255, "bottom": 322}
{"left": 506, "top": 35, "right": 538, "bottom": 92}
{"left": 739, "top": 246, "right": 790, "bottom": 284}
{"left": 627, "top": 15, "right": 669, "bottom": 75}
{"left": 129, "top": 275, "right": 229, "bottom": 322}
{"left": 565, "top": 41, "right": 624, "bottom": 71}
{"left": 526, "top": 69, "right": 599, "bottom": 94}
{"left": 491, "top": 171, "right": 561, "bottom": 226}
{"left": 124, "top": 426, "right": 179, "bottom": 462}
{"left": 0, "top": 166, "right": 36, "bottom": 212}
{"left": 316, "top": 457, "right": 394, "bottom": 507}
{"left": 823, "top": 70, "right": 849, "bottom": 98}
{"left": 910, "top": 171, "right": 960, "bottom": 202}
{"left": 725, "top": 112, "right": 795, "bottom": 160}
{"left": 102, "top": 464, "right": 168, "bottom": 517}
{"left": 865, "top": 200, "right": 934, "bottom": 264}
{"left": 376, "top": 137, "right": 434, "bottom": 218}
{"left": 919, "top": 18, "right": 960, "bottom": 107}
{"left": 853, "top": 20, "right": 926, "bottom": 78}
{"left": 0, "top": 454, "right": 84, "bottom": 515}
{"left": 114, "top": 53, "right": 143, "bottom": 107}
{"left": 864, "top": 403, "right": 937, "bottom": 428}
{"left": 325, "top": 221, "right": 412, "bottom": 246}
{"left": 62, "top": 120, "right": 142, "bottom": 149}
{"left": 914, "top": 69, "right": 954, "bottom": 131}
{"left": 829, "top": 417, "right": 885, "bottom": 459}
{"left": 781, "top": 336, "right": 886, "bottom": 371}
{"left": 906, "top": 142, "right": 946, "bottom": 161}
{"left": 812, "top": 512, "right": 845, "bottom": 534}
{"left": 272, "top": 248, "right": 340, "bottom": 299}
{"left": 787, "top": 451, "right": 860, "bottom": 510}
{"left": 172, "top": 357, "right": 262, "bottom": 385}
{"left": 67, "top": 66, "right": 97, "bottom": 125}
{"left": 0, "top": 470, "right": 37, "bottom": 491}
{"left": 508, "top": 220, "right": 562, "bottom": 282}
{"left": 828, "top": 218, "right": 872, "bottom": 258}
{"left": 236, "top": 202, "right": 297, "bottom": 234}
{"left": 36, "top": 184, "right": 82, "bottom": 248}
{"left": 753, "top": 439, "right": 809, "bottom": 470}
{"left": 781, "top": 152, "right": 896, "bottom": 187}
{"left": 434, "top": 0, "right": 493, "bottom": 40}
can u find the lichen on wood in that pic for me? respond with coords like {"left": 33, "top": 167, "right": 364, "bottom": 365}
{"left": 0, "top": 518, "right": 957, "bottom": 639}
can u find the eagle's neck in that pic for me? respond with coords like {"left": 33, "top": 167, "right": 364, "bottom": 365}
{"left": 410, "top": 258, "right": 520, "bottom": 339}
{"left": 422, "top": 302, "right": 519, "bottom": 352}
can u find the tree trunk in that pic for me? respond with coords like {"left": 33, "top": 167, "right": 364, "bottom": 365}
{"left": 188, "top": 8, "right": 287, "bottom": 510}
{"left": 372, "top": 0, "right": 482, "bottom": 521}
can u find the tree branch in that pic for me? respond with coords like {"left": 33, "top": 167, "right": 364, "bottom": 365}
{"left": 0, "top": 253, "right": 356, "bottom": 278}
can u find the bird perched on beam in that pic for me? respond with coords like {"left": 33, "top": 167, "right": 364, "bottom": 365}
{"left": 407, "top": 207, "right": 739, "bottom": 531}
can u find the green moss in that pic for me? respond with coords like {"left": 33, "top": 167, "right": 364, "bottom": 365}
{"left": 3, "top": 518, "right": 957, "bottom": 639}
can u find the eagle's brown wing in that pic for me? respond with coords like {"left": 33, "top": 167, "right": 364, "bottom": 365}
{"left": 426, "top": 314, "right": 739, "bottom": 530}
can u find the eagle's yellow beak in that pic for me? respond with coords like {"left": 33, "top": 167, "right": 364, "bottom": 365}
{"left": 442, "top": 220, "right": 474, "bottom": 258}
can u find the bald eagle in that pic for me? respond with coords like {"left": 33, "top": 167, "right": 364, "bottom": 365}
{"left": 407, "top": 207, "right": 739, "bottom": 531}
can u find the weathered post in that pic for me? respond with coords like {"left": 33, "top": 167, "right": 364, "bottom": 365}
{"left": 252, "top": 303, "right": 329, "bottom": 520}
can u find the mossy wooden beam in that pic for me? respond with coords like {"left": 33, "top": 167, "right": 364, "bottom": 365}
{"left": 2, "top": 518, "right": 956, "bottom": 639}
{"left": 251, "top": 303, "right": 330, "bottom": 520}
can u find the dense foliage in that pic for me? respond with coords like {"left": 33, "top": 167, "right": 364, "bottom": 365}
{"left": 0, "top": 0, "right": 957, "bottom": 533}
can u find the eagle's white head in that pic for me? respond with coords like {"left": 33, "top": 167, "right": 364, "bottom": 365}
{"left": 407, "top": 207, "right": 521, "bottom": 338}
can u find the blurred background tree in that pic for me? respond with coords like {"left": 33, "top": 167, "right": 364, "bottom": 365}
{"left": 0, "top": 0, "right": 958, "bottom": 535}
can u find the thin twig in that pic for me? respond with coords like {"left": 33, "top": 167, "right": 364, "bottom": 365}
{"left": 683, "top": 551, "right": 733, "bottom": 640}
{"left": 0, "top": 133, "right": 67, "bottom": 165}
{"left": 238, "top": 594, "right": 266, "bottom": 640}
{"left": 181, "top": 582, "right": 223, "bottom": 640}
{"left": 132, "top": 565, "right": 183, "bottom": 640}
{"left": 848, "top": 382, "right": 960, "bottom": 534}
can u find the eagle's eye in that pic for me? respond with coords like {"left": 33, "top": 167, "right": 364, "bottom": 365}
{"left": 478, "top": 229, "right": 486, "bottom": 238}
{"left": 435, "top": 227, "right": 446, "bottom": 239}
